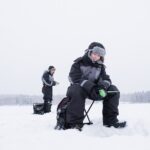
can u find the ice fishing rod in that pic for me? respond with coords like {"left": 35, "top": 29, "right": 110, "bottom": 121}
{"left": 99, "top": 90, "right": 119, "bottom": 97}
{"left": 107, "top": 91, "right": 120, "bottom": 93}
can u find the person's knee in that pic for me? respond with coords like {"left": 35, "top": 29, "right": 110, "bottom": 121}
{"left": 108, "top": 85, "right": 120, "bottom": 97}
{"left": 67, "top": 84, "right": 86, "bottom": 97}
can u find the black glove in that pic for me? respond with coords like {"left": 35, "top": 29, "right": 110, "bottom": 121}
{"left": 97, "top": 81, "right": 109, "bottom": 99}
{"left": 98, "top": 80, "right": 111, "bottom": 91}
{"left": 81, "top": 80, "right": 96, "bottom": 93}
{"left": 89, "top": 87, "right": 99, "bottom": 100}
{"left": 89, "top": 86, "right": 106, "bottom": 100}
{"left": 96, "top": 82, "right": 108, "bottom": 99}
{"left": 52, "top": 81, "right": 56, "bottom": 86}
{"left": 52, "top": 81, "right": 59, "bottom": 86}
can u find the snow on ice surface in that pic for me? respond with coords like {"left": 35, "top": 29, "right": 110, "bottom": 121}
{"left": 0, "top": 103, "right": 150, "bottom": 150}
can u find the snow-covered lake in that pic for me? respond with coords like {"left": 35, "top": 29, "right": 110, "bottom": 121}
{"left": 0, "top": 103, "right": 150, "bottom": 150}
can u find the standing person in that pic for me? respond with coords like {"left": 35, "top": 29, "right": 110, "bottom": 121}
{"left": 65, "top": 42, "right": 126, "bottom": 130}
{"left": 42, "top": 66, "right": 59, "bottom": 113}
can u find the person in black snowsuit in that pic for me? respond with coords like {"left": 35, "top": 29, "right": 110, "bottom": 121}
{"left": 65, "top": 42, "right": 126, "bottom": 129}
{"left": 42, "top": 66, "right": 59, "bottom": 113}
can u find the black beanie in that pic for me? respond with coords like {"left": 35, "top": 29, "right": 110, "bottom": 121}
{"left": 48, "top": 66, "right": 55, "bottom": 71}
{"left": 88, "top": 42, "right": 105, "bottom": 50}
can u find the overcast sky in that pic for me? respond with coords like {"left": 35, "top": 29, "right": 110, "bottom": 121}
{"left": 0, "top": 0, "right": 150, "bottom": 95}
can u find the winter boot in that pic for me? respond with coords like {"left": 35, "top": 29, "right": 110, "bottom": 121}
{"left": 104, "top": 121, "right": 127, "bottom": 128}
{"left": 65, "top": 123, "right": 84, "bottom": 131}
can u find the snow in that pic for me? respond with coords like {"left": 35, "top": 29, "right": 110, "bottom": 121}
{"left": 0, "top": 103, "right": 150, "bottom": 150}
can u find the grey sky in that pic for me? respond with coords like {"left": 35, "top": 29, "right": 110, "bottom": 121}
{"left": 0, "top": 0, "right": 150, "bottom": 95}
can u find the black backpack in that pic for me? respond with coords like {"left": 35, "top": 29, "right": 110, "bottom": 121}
{"left": 55, "top": 97, "right": 71, "bottom": 130}
{"left": 55, "top": 97, "right": 94, "bottom": 130}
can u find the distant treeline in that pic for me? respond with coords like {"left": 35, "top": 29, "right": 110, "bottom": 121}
{"left": 121, "top": 91, "right": 150, "bottom": 103}
{"left": 0, "top": 95, "right": 64, "bottom": 105}
{"left": 0, "top": 91, "right": 150, "bottom": 105}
